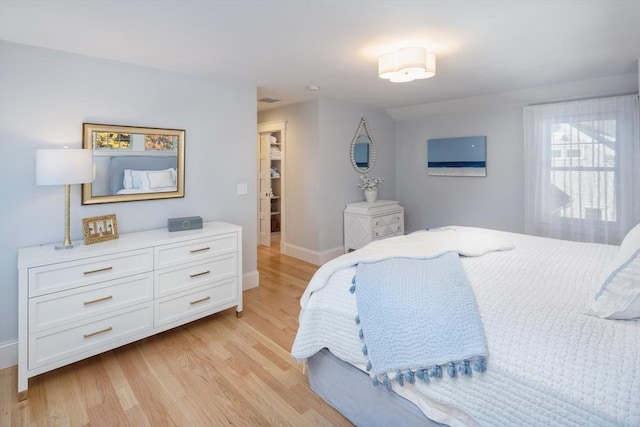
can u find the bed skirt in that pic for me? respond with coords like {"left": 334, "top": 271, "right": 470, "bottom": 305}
{"left": 308, "top": 349, "right": 444, "bottom": 427}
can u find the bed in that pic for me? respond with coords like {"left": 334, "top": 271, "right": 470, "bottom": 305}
{"left": 108, "top": 155, "right": 177, "bottom": 194}
{"left": 291, "top": 225, "right": 640, "bottom": 427}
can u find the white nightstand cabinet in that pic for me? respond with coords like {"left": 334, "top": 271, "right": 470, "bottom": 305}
{"left": 17, "top": 221, "right": 242, "bottom": 399}
{"left": 344, "top": 200, "right": 404, "bottom": 252}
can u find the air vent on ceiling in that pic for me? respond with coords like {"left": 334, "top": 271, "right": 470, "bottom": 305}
{"left": 259, "top": 97, "right": 280, "bottom": 104}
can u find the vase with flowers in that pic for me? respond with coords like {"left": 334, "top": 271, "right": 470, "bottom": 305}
{"left": 357, "top": 175, "right": 384, "bottom": 203}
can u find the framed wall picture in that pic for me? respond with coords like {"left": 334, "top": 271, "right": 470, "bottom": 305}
{"left": 82, "top": 214, "right": 119, "bottom": 245}
{"left": 427, "top": 136, "right": 487, "bottom": 176}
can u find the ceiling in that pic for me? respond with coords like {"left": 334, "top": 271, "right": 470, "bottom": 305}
{"left": 1, "top": 0, "right": 638, "bottom": 112}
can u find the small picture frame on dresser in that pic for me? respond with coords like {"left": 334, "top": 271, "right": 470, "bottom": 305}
{"left": 82, "top": 214, "right": 119, "bottom": 245}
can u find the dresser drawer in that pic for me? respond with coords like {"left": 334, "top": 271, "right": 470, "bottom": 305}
{"left": 155, "top": 234, "right": 237, "bottom": 269}
{"left": 29, "top": 273, "right": 153, "bottom": 333}
{"left": 18, "top": 221, "right": 243, "bottom": 399}
{"left": 29, "top": 304, "right": 153, "bottom": 369}
{"left": 155, "top": 254, "right": 237, "bottom": 298}
{"left": 28, "top": 249, "right": 153, "bottom": 297}
{"left": 155, "top": 278, "right": 238, "bottom": 327}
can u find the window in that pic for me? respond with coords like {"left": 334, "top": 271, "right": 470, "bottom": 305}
{"left": 145, "top": 134, "right": 177, "bottom": 151}
{"left": 94, "top": 131, "right": 131, "bottom": 150}
{"left": 549, "top": 118, "right": 615, "bottom": 222}
{"left": 524, "top": 95, "right": 639, "bottom": 245}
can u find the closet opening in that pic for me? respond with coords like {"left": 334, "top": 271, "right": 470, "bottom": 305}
{"left": 257, "top": 121, "right": 286, "bottom": 252}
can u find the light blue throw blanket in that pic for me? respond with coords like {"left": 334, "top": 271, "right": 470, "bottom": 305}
{"left": 351, "top": 252, "right": 488, "bottom": 390}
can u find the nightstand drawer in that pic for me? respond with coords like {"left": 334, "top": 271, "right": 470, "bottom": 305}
{"left": 28, "top": 249, "right": 153, "bottom": 297}
{"left": 344, "top": 201, "right": 404, "bottom": 253}
{"left": 374, "top": 223, "right": 403, "bottom": 239}
{"left": 155, "top": 278, "right": 238, "bottom": 327}
{"left": 373, "top": 213, "right": 402, "bottom": 228}
{"left": 29, "top": 303, "right": 153, "bottom": 369}
{"left": 29, "top": 273, "right": 153, "bottom": 333}
{"left": 155, "top": 234, "right": 237, "bottom": 269}
{"left": 155, "top": 254, "right": 237, "bottom": 297}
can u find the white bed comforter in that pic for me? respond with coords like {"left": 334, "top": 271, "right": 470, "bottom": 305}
{"left": 291, "top": 227, "right": 640, "bottom": 427}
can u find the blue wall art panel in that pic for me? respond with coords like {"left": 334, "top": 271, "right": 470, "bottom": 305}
{"left": 427, "top": 136, "right": 486, "bottom": 176}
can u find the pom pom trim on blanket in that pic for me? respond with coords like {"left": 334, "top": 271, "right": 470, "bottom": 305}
{"left": 349, "top": 254, "right": 488, "bottom": 391}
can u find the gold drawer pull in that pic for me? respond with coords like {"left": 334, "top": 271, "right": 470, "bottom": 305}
{"left": 83, "top": 266, "right": 113, "bottom": 275}
{"left": 190, "top": 296, "right": 211, "bottom": 305}
{"left": 190, "top": 270, "right": 211, "bottom": 278}
{"left": 84, "top": 295, "right": 113, "bottom": 305}
{"left": 190, "top": 247, "right": 210, "bottom": 254}
{"left": 83, "top": 326, "right": 113, "bottom": 339}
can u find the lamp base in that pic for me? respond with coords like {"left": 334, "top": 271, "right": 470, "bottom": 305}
{"left": 56, "top": 184, "right": 75, "bottom": 250}
{"left": 54, "top": 242, "right": 75, "bottom": 250}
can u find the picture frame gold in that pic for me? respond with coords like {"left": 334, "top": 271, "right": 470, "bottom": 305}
{"left": 82, "top": 214, "right": 119, "bottom": 245}
{"left": 81, "top": 123, "right": 185, "bottom": 205}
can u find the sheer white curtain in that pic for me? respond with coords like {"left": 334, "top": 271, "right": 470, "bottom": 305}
{"left": 524, "top": 94, "right": 639, "bottom": 245}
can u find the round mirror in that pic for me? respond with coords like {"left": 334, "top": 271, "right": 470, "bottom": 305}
{"left": 350, "top": 118, "right": 376, "bottom": 173}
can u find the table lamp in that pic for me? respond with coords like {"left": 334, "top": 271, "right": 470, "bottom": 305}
{"left": 36, "top": 148, "right": 93, "bottom": 249}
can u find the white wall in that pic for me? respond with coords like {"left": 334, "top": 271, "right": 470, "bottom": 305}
{"left": 396, "top": 108, "right": 524, "bottom": 232}
{"left": 259, "top": 101, "right": 321, "bottom": 252}
{"left": 259, "top": 99, "right": 396, "bottom": 262}
{"left": 318, "top": 99, "right": 396, "bottom": 252}
{"left": 393, "top": 74, "right": 639, "bottom": 233}
{"left": 0, "top": 41, "right": 258, "bottom": 366}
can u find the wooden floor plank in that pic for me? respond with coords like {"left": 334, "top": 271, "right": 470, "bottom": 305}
{"left": 1, "top": 241, "right": 353, "bottom": 426}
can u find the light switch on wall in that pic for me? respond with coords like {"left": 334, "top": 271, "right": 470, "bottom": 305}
{"left": 237, "top": 183, "right": 248, "bottom": 195}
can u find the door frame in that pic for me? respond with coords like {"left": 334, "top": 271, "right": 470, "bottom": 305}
{"left": 257, "top": 120, "right": 286, "bottom": 251}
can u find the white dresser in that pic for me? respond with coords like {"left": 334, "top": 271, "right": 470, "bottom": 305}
{"left": 17, "top": 221, "right": 242, "bottom": 399}
{"left": 343, "top": 200, "right": 404, "bottom": 252}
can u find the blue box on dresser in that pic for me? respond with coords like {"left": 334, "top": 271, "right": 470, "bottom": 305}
{"left": 167, "top": 216, "right": 203, "bottom": 232}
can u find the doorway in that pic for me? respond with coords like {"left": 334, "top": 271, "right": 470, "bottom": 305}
{"left": 257, "top": 121, "right": 286, "bottom": 252}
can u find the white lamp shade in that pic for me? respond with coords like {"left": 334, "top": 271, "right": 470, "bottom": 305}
{"left": 378, "top": 47, "right": 436, "bottom": 82}
{"left": 397, "top": 47, "right": 427, "bottom": 74}
{"left": 413, "top": 51, "right": 436, "bottom": 79}
{"left": 36, "top": 148, "right": 93, "bottom": 185}
{"left": 378, "top": 52, "right": 399, "bottom": 79}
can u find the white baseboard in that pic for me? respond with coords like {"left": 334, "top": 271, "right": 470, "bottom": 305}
{"left": 318, "top": 246, "right": 345, "bottom": 265}
{"left": 0, "top": 340, "right": 17, "bottom": 370}
{"left": 243, "top": 270, "right": 259, "bottom": 290}
{"left": 282, "top": 242, "right": 344, "bottom": 266}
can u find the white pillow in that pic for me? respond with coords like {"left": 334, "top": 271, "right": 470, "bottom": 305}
{"left": 130, "top": 170, "right": 148, "bottom": 190}
{"left": 129, "top": 168, "right": 175, "bottom": 190}
{"left": 586, "top": 222, "right": 640, "bottom": 320}
{"left": 123, "top": 169, "right": 134, "bottom": 189}
{"left": 147, "top": 170, "right": 175, "bottom": 189}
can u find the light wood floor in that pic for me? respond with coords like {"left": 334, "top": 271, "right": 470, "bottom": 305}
{"left": 1, "top": 240, "right": 353, "bottom": 426}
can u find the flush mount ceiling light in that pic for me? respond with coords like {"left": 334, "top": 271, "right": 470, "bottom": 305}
{"left": 378, "top": 47, "right": 436, "bottom": 83}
